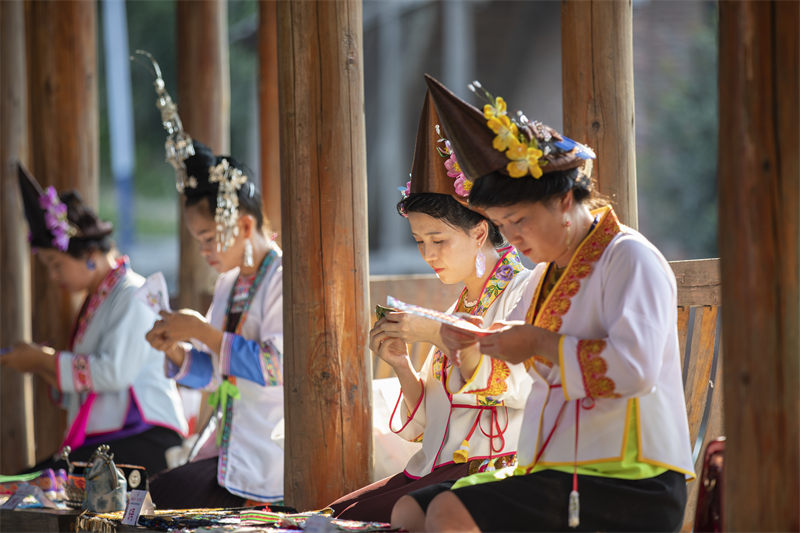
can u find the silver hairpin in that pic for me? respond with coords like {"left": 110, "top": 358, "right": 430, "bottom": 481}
{"left": 132, "top": 50, "right": 196, "bottom": 193}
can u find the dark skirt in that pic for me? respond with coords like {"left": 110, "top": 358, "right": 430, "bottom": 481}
{"left": 27, "top": 426, "right": 182, "bottom": 476}
{"left": 148, "top": 456, "right": 247, "bottom": 510}
{"left": 327, "top": 462, "right": 469, "bottom": 523}
{"left": 419, "top": 469, "right": 687, "bottom": 532}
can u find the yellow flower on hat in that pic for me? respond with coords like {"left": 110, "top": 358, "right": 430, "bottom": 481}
{"left": 505, "top": 139, "right": 544, "bottom": 178}
{"left": 487, "top": 114, "right": 519, "bottom": 152}
{"left": 483, "top": 96, "right": 507, "bottom": 120}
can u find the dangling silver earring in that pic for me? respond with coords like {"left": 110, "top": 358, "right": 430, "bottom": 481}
{"left": 475, "top": 249, "right": 486, "bottom": 277}
{"left": 244, "top": 239, "right": 254, "bottom": 268}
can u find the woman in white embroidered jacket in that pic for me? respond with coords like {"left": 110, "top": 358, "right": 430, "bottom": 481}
{"left": 145, "top": 141, "right": 284, "bottom": 508}
{"left": 326, "top": 90, "right": 532, "bottom": 523}
{"left": 402, "top": 76, "right": 695, "bottom": 532}
{"left": 3, "top": 164, "right": 187, "bottom": 475}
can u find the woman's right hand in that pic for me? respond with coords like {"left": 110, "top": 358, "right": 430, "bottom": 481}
{"left": 379, "top": 311, "right": 440, "bottom": 345}
{"left": 369, "top": 319, "right": 410, "bottom": 369}
{"left": 145, "top": 323, "right": 187, "bottom": 367}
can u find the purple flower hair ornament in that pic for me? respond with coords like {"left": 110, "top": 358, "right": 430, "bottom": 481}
{"left": 38, "top": 186, "right": 76, "bottom": 252}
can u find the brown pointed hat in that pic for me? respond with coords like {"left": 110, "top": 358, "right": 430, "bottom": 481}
{"left": 424, "top": 74, "right": 595, "bottom": 182}
{"left": 408, "top": 89, "right": 471, "bottom": 205}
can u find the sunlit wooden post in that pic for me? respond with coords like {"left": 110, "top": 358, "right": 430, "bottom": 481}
{"left": 26, "top": 0, "right": 99, "bottom": 461}
{"left": 718, "top": 1, "right": 799, "bottom": 530}
{"left": 277, "top": 0, "right": 372, "bottom": 510}
{"left": 0, "top": 0, "right": 35, "bottom": 472}
{"left": 259, "top": 0, "right": 281, "bottom": 243}
{"left": 175, "top": 0, "right": 230, "bottom": 311}
{"left": 561, "top": 0, "right": 638, "bottom": 228}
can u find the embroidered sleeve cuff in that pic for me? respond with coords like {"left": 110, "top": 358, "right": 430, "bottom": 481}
{"left": 176, "top": 348, "right": 215, "bottom": 389}
{"left": 458, "top": 357, "right": 512, "bottom": 403}
{"left": 57, "top": 352, "right": 93, "bottom": 394}
{"left": 389, "top": 378, "right": 425, "bottom": 435}
{"left": 560, "top": 336, "right": 620, "bottom": 400}
{"left": 221, "top": 333, "right": 282, "bottom": 386}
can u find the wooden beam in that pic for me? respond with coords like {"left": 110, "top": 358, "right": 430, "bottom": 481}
{"left": 277, "top": 0, "right": 372, "bottom": 510}
{"left": 718, "top": 1, "right": 799, "bottom": 530}
{"left": 175, "top": 0, "right": 230, "bottom": 311}
{"left": 670, "top": 258, "right": 720, "bottom": 307}
{"left": 259, "top": 0, "right": 281, "bottom": 244}
{"left": 0, "top": 0, "right": 34, "bottom": 473}
{"left": 561, "top": 0, "right": 638, "bottom": 228}
{"left": 26, "top": 0, "right": 98, "bottom": 463}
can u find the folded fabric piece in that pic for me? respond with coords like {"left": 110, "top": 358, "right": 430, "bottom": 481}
{"left": 0, "top": 469, "right": 67, "bottom": 501}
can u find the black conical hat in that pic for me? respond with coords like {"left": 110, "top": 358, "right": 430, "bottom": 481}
{"left": 17, "top": 162, "right": 53, "bottom": 249}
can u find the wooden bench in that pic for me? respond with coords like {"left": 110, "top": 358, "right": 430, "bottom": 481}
{"left": 369, "top": 257, "right": 723, "bottom": 531}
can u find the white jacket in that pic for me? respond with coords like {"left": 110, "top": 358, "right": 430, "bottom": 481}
{"left": 512, "top": 206, "right": 695, "bottom": 479}
{"left": 391, "top": 248, "right": 534, "bottom": 477}
{"left": 170, "top": 246, "right": 284, "bottom": 501}
{"left": 56, "top": 259, "right": 188, "bottom": 438}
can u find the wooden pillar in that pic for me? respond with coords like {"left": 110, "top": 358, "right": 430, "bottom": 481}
{"left": 277, "top": 0, "right": 372, "bottom": 509}
{"left": 561, "top": 0, "right": 638, "bottom": 228}
{"left": 26, "top": 0, "right": 98, "bottom": 462}
{"left": 0, "top": 0, "right": 35, "bottom": 473}
{"left": 259, "top": 0, "right": 281, "bottom": 243}
{"left": 718, "top": 1, "right": 799, "bottom": 530}
{"left": 176, "top": 0, "right": 230, "bottom": 310}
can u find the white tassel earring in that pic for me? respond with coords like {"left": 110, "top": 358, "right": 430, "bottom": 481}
{"left": 475, "top": 249, "right": 486, "bottom": 277}
{"left": 244, "top": 238, "right": 254, "bottom": 268}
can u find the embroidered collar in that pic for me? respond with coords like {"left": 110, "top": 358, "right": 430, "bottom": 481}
{"left": 434, "top": 247, "right": 525, "bottom": 384}
{"left": 526, "top": 205, "right": 621, "bottom": 332}
{"left": 223, "top": 248, "right": 277, "bottom": 335}
{"left": 458, "top": 246, "right": 525, "bottom": 317}
{"left": 70, "top": 256, "right": 130, "bottom": 349}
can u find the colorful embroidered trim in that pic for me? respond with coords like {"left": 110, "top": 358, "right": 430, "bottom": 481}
{"left": 471, "top": 358, "right": 511, "bottom": 400}
{"left": 527, "top": 207, "right": 620, "bottom": 333}
{"left": 260, "top": 340, "right": 282, "bottom": 386}
{"left": 216, "top": 389, "right": 237, "bottom": 486}
{"left": 71, "top": 257, "right": 129, "bottom": 348}
{"left": 469, "top": 247, "right": 524, "bottom": 317}
{"left": 224, "top": 249, "right": 277, "bottom": 334}
{"left": 577, "top": 339, "right": 620, "bottom": 398}
{"left": 71, "top": 353, "right": 93, "bottom": 393}
{"left": 436, "top": 247, "right": 524, "bottom": 385}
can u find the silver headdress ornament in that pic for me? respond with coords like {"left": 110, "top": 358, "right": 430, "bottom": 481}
{"left": 209, "top": 158, "right": 249, "bottom": 252}
{"left": 131, "top": 50, "right": 196, "bottom": 193}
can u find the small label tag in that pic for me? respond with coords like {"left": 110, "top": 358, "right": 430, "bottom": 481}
{"left": 121, "top": 489, "right": 148, "bottom": 525}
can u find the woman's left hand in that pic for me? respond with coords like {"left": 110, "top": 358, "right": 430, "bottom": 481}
{"left": 478, "top": 322, "right": 558, "bottom": 366}
{"left": 0, "top": 342, "right": 58, "bottom": 385}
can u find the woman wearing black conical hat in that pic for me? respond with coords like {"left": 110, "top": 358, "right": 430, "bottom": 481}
{"left": 3, "top": 164, "right": 187, "bottom": 476}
